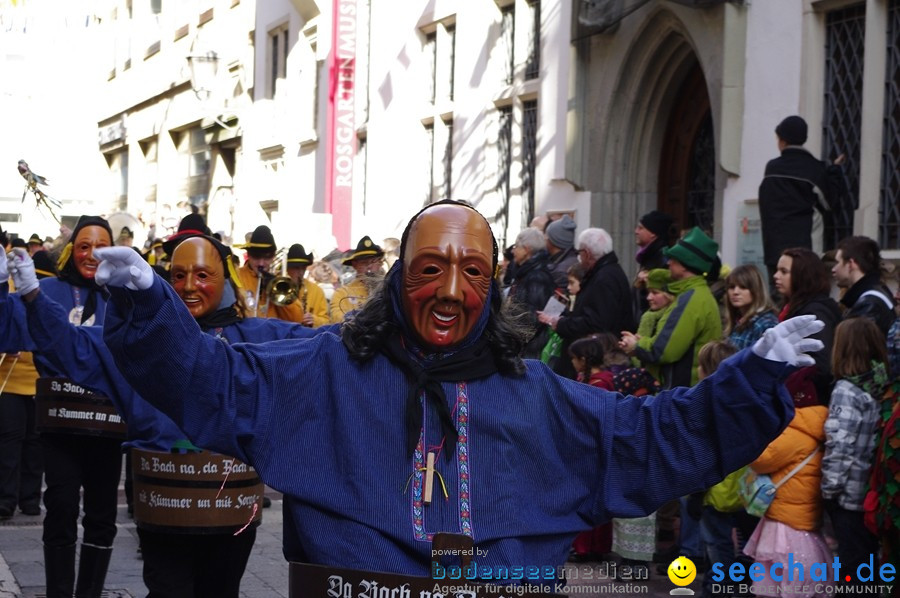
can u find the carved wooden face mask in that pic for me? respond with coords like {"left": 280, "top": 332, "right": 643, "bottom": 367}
{"left": 401, "top": 205, "right": 493, "bottom": 349}
{"left": 170, "top": 237, "right": 226, "bottom": 319}
{"left": 72, "top": 226, "right": 112, "bottom": 280}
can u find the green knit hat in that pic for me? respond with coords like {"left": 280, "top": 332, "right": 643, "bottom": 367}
{"left": 664, "top": 227, "right": 718, "bottom": 276}
{"left": 646, "top": 268, "right": 672, "bottom": 291}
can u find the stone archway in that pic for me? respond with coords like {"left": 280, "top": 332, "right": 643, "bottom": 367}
{"left": 591, "top": 9, "right": 718, "bottom": 264}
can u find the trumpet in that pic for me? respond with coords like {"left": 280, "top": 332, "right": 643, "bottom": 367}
{"left": 265, "top": 249, "right": 299, "bottom": 307}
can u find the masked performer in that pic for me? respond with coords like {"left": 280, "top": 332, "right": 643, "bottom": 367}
{"left": 1, "top": 232, "right": 326, "bottom": 597}
{"left": 92, "top": 200, "right": 821, "bottom": 579}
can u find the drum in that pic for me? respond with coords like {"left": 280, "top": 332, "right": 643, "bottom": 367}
{"left": 35, "top": 377, "right": 127, "bottom": 439}
{"left": 132, "top": 448, "right": 264, "bottom": 534}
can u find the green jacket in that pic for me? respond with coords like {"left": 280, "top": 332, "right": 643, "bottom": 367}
{"left": 634, "top": 275, "right": 722, "bottom": 387}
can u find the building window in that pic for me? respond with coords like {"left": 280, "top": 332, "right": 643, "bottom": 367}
{"left": 356, "top": 135, "right": 368, "bottom": 215}
{"left": 442, "top": 118, "right": 453, "bottom": 200}
{"left": 141, "top": 138, "right": 158, "bottom": 205}
{"left": 188, "top": 129, "right": 210, "bottom": 207}
{"left": 500, "top": 5, "right": 515, "bottom": 85}
{"left": 424, "top": 123, "right": 435, "bottom": 204}
{"left": 881, "top": 0, "right": 900, "bottom": 248}
{"left": 112, "top": 150, "right": 129, "bottom": 212}
{"left": 151, "top": 0, "right": 162, "bottom": 15}
{"left": 525, "top": 1, "right": 540, "bottom": 80}
{"left": 823, "top": 3, "right": 865, "bottom": 250}
{"left": 497, "top": 106, "right": 513, "bottom": 245}
{"left": 447, "top": 25, "right": 456, "bottom": 101}
{"left": 268, "top": 25, "right": 289, "bottom": 98}
{"left": 425, "top": 31, "right": 437, "bottom": 104}
{"left": 522, "top": 100, "right": 537, "bottom": 225}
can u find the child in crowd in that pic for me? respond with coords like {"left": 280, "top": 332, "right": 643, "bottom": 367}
{"left": 566, "top": 262, "right": 585, "bottom": 311}
{"left": 568, "top": 335, "right": 614, "bottom": 390}
{"left": 610, "top": 364, "right": 662, "bottom": 580}
{"left": 724, "top": 265, "right": 779, "bottom": 349}
{"left": 743, "top": 365, "right": 831, "bottom": 598}
{"left": 821, "top": 318, "right": 887, "bottom": 583}
{"left": 694, "top": 340, "right": 745, "bottom": 598}
{"left": 567, "top": 332, "right": 614, "bottom": 561}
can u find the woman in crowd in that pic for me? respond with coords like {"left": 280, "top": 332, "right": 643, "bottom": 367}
{"left": 723, "top": 264, "right": 779, "bottom": 349}
{"left": 1, "top": 216, "right": 120, "bottom": 598}
{"left": 773, "top": 247, "right": 841, "bottom": 405}
{"left": 507, "top": 227, "right": 557, "bottom": 359}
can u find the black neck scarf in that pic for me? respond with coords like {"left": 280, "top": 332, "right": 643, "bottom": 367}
{"left": 196, "top": 305, "right": 242, "bottom": 330}
{"left": 383, "top": 262, "right": 499, "bottom": 458}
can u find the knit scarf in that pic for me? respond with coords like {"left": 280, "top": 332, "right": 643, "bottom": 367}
{"left": 846, "top": 361, "right": 890, "bottom": 399}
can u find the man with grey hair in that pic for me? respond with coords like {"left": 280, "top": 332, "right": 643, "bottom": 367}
{"left": 539, "top": 228, "right": 635, "bottom": 379}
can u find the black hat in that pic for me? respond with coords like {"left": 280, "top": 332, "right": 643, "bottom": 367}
{"left": 162, "top": 214, "right": 211, "bottom": 256}
{"left": 239, "top": 225, "right": 277, "bottom": 258}
{"left": 639, "top": 210, "right": 674, "bottom": 241}
{"left": 32, "top": 250, "right": 57, "bottom": 279}
{"left": 342, "top": 236, "right": 384, "bottom": 265}
{"left": 117, "top": 226, "right": 134, "bottom": 241}
{"left": 27, "top": 233, "right": 42, "bottom": 246}
{"left": 11, "top": 238, "right": 26, "bottom": 249}
{"left": 775, "top": 115, "right": 808, "bottom": 146}
{"left": 286, "top": 243, "right": 313, "bottom": 266}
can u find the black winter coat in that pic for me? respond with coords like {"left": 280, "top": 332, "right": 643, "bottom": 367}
{"left": 758, "top": 147, "right": 846, "bottom": 267}
{"left": 508, "top": 251, "right": 558, "bottom": 359}
{"left": 554, "top": 252, "right": 635, "bottom": 379}
{"left": 787, "top": 293, "right": 842, "bottom": 404}
{"left": 840, "top": 273, "right": 896, "bottom": 338}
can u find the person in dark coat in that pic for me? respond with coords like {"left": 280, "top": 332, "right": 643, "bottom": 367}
{"left": 507, "top": 228, "right": 557, "bottom": 359}
{"left": 774, "top": 247, "right": 842, "bottom": 404}
{"left": 545, "top": 215, "right": 578, "bottom": 290}
{"left": 758, "top": 115, "right": 847, "bottom": 288}
{"left": 831, "top": 235, "right": 895, "bottom": 337}
{"left": 633, "top": 209, "right": 674, "bottom": 318}
{"left": 539, "top": 228, "right": 635, "bottom": 380}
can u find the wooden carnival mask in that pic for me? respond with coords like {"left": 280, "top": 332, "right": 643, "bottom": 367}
{"left": 401, "top": 204, "right": 493, "bottom": 349}
{"left": 170, "top": 237, "right": 227, "bottom": 319}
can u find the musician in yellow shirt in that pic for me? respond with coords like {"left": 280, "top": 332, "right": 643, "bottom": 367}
{"left": 330, "top": 236, "right": 385, "bottom": 323}
{"left": 235, "top": 225, "right": 305, "bottom": 323}
{"left": 285, "top": 244, "right": 330, "bottom": 328}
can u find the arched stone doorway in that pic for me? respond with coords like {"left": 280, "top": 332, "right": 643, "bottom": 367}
{"left": 588, "top": 9, "right": 720, "bottom": 271}
{"left": 657, "top": 62, "right": 715, "bottom": 235}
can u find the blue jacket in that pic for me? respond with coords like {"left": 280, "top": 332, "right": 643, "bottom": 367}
{"left": 101, "top": 276, "right": 796, "bottom": 577}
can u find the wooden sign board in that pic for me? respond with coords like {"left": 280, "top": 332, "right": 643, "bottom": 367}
{"left": 36, "top": 377, "right": 127, "bottom": 438}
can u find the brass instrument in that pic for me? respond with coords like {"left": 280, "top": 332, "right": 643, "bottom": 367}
{"left": 265, "top": 249, "right": 299, "bottom": 307}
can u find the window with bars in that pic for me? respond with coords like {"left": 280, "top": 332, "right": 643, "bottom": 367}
{"left": 268, "top": 25, "right": 289, "bottom": 99}
{"left": 497, "top": 106, "right": 513, "bottom": 244}
{"left": 525, "top": 1, "right": 540, "bottom": 80}
{"left": 881, "top": 0, "right": 900, "bottom": 248}
{"left": 500, "top": 6, "right": 515, "bottom": 85}
{"left": 823, "top": 4, "right": 865, "bottom": 250}
{"left": 447, "top": 25, "right": 456, "bottom": 101}
{"left": 443, "top": 119, "right": 453, "bottom": 200}
{"left": 522, "top": 100, "right": 537, "bottom": 224}
{"left": 424, "top": 123, "right": 435, "bottom": 204}
{"left": 425, "top": 32, "right": 437, "bottom": 104}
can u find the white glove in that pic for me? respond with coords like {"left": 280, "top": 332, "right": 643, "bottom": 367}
{"left": 751, "top": 315, "right": 825, "bottom": 367}
{"left": 93, "top": 246, "right": 155, "bottom": 291}
{"left": 0, "top": 248, "right": 8, "bottom": 282}
{"left": 8, "top": 248, "right": 39, "bottom": 295}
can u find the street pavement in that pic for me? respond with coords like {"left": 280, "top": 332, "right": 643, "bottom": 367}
{"left": 0, "top": 485, "right": 684, "bottom": 598}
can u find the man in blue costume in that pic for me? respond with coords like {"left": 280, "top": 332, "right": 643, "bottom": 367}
{"left": 90, "top": 200, "right": 822, "bottom": 579}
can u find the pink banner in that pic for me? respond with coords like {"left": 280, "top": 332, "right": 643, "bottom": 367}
{"left": 325, "top": 0, "right": 357, "bottom": 250}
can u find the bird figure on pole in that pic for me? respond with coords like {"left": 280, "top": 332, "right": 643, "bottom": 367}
{"left": 17, "top": 159, "right": 61, "bottom": 224}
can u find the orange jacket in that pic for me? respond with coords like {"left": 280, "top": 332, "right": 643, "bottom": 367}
{"left": 750, "top": 405, "right": 827, "bottom": 531}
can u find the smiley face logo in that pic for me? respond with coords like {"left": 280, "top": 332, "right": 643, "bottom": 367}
{"left": 667, "top": 556, "right": 697, "bottom": 587}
